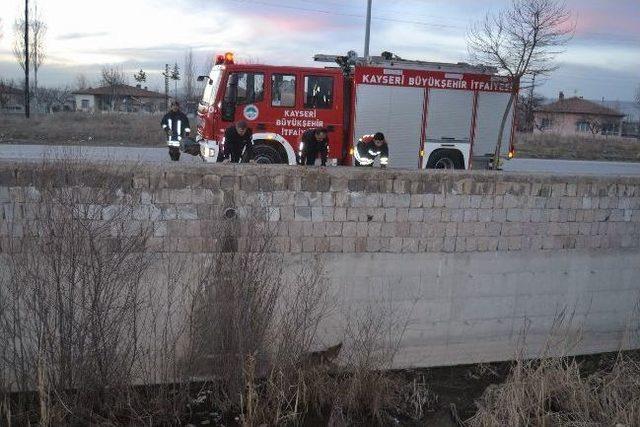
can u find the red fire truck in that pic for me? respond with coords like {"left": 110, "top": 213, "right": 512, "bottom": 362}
{"left": 196, "top": 51, "right": 517, "bottom": 169}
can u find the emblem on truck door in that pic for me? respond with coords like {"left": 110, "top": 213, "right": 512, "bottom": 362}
{"left": 243, "top": 104, "right": 259, "bottom": 121}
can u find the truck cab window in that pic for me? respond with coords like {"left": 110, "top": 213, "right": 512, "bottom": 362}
{"left": 224, "top": 72, "right": 264, "bottom": 105}
{"left": 272, "top": 74, "right": 296, "bottom": 107}
{"left": 304, "top": 76, "right": 333, "bottom": 109}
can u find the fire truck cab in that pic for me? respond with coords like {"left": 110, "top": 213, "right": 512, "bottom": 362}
{"left": 196, "top": 51, "right": 517, "bottom": 169}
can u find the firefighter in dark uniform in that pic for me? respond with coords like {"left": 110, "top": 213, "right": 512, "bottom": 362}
{"left": 354, "top": 132, "right": 389, "bottom": 168}
{"left": 223, "top": 120, "right": 254, "bottom": 163}
{"left": 161, "top": 101, "right": 191, "bottom": 161}
{"left": 299, "top": 127, "right": 329, "bottom": 166}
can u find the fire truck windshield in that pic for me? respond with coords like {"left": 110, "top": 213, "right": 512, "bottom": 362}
{"left": 201, "top": 67, "right": 223, "bottom": 107}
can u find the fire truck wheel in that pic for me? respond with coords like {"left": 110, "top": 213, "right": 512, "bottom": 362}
{"left": 169, "top": 148, "right": 181, "bottom": 162}
{"left": 251, "top": 144, "right": 283, "bottom": 164}
{"left": 427, "top": 150, "right": 463, "bottom": 170}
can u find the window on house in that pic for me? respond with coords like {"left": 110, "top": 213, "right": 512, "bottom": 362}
{"left": 271, "top": 74, "right": 296, "bottom": 107}
{"left": 304, "top": 76, "right": 333, "bottom": 109}
{"left": 224, "top": 72, "right": 264, "bottom": 105}
{"left": 81, "top": 99, "right": 90, "bottom": 109}
{"left": 576, "top": 121, "right": 591, "bottom": 133}
{"left": 540, "top": 118, "right": 552, "bottom": 130}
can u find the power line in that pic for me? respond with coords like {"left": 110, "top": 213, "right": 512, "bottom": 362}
{"left": 223, "top": 0, "right": 463, "bottom": 30}
{"left": 291, "top": 0, "right": 470, "bottom": 23}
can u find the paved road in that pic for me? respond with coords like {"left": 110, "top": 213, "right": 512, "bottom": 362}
{"left": 1, "top": 143, "right": 640, "bottom": 176}
{"left": 502, "top": 158, "right": 640, "bottom": 176}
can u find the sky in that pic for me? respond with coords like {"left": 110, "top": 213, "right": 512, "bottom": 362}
{"left": 0, "top": 0, "right": 638, "bottom": 101}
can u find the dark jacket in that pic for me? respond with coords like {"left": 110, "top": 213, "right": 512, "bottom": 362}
{"left": 355, "top": 135, "right": 389, "bottom": 167}
{"left": 224, "top": 125, "right": 253, "bottom": 160}
{"left": 161, "top": 110, "right": 190, "bottom": 140}
{"left": 301, "top": 128, "right": 329, "bottom": 166}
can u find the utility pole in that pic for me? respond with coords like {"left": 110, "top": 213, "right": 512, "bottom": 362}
{"left": 364, "top": 0, "right": 372, "bottom": 60}
{"left": 24, "top": 0, "right": 30, "bottom": 118}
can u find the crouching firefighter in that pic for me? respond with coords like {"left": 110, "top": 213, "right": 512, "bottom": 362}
{"left": 299, "top": 127, "right": 329, "bottom": 166}
{"left": 354, "top": 132, "right": 389, "bottom": 168}
{"left": 223, "top": 120, "right": 254, "bottom": 163}
{"left": 161, "top": 101, "right": 191, "bottom": 161}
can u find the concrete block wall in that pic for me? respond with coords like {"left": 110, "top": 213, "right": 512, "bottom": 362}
{"left": 1, "top": 161, "right": 639, "bottom": 367}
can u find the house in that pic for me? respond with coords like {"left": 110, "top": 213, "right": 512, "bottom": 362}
{"left": 73, "top": 84, "right": 168, "bottom": 113}
{"left": 534, "top": 92, "right": 625, "bottom": 137}
{"left": 0, "top": 84, "right": 25, "bottom": 113}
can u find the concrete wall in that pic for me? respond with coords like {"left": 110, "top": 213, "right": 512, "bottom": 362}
{"left": 1, "top": 161, "right": 639, "bottom": 367}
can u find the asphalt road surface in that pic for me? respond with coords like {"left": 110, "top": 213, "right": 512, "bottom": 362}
{"left": 1, "top": 144, "right": 640, "bottom": 176}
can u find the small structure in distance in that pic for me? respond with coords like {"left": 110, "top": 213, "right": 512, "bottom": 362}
{"left": 534, "top": 92, "right": 625, "bottom": 137}
{"left": 73, "top": 84, "right": 168, "bottom": 113}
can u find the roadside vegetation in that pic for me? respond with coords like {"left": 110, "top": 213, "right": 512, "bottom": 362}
{"left": 516, "top": 132, "right": 640, "bottom": 162}
{"left": 469, "top": 352, "right": 640, "bottom": 426}
{"left": 0, "top": 112, "right": 165, "bottom": 146}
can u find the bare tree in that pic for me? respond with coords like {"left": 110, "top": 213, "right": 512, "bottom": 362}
{"left": 183, "top": 49, "right": 195, "bottom": 105}
{"left": 12, "top": 20, "right": 28, "bottom": 71}
{"left": 30, "top": 4, "right": 47, "bottom": 112}
{"left": 75, "top": 73, "right": 89, "bottom": 91}
{"left": 12, "top": 6, "right": 30, "bottom": 118}
{"left": 100, "top": 65, "right": 127, "bottom": 110}
{"left": 38, "top": 85, "right": 72, "bottom": 112}
{"left": 579, "top": 114, "right": 603, "bottom": 135}
{"left": 467, "top": 0, "right": 573, "bottom": 167}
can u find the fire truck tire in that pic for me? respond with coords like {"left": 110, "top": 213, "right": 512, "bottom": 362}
{"left": 169, "top": 148, "right": 180, "bottom": 162}
{"left": 426, "top": 150, "right": 463, "bottom": 170}
{"left": 251, "top": 143, "right": 284, "bottom": 164}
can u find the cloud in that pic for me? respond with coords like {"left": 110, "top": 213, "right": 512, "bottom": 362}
{"left": 0, "top": 0, "right": 638, "bottom": 100}
{"left": 57, "top": 32, "right": 110, "bottom": 40}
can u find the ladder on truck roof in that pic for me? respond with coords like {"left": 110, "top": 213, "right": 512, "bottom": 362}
{"left": 314, "top": 52, "right": 498, "bottom": 75}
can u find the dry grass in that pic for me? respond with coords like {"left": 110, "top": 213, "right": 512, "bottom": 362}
{"left": 467, "top": 354, "right": 640, "bottom": 426}
{"left": 516, "top": 132, "right": 640, "bottom": 162}
{"left": 0, "top": 112, "right": 166, "bottom": 146}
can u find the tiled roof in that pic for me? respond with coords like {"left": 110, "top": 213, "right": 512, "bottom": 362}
{"left": 536, "top": 97, "right": 624, "bottom": 117}
{"left": 73, "top": 84, "right": 165, "bottom": 99}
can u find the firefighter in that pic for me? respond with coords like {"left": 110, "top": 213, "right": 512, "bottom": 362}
{"left": 354, "top": 132, "right": 389, "bottom": 168}
{"left": 223, "top": 120, "right": 254, "bottom": 163}
{"left": 300, "top": 127, "right": 329, "bottom": 166}
{"left": 161, "top": 101, "right": 191, "bottom": 161}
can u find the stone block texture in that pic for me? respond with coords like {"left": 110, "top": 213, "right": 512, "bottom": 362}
{"left": 1, "top": 162, "right": 639, "bottom": 255}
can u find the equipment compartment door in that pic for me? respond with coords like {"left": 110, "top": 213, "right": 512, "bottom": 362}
{"left": 424, "top": 89, "right": 474, "bottom": 142}
{"left": 474, "top": 92, "right": 514, "bottom": 157}
{"left": 353, "top": 85, "right": 425, "bottom": 169}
